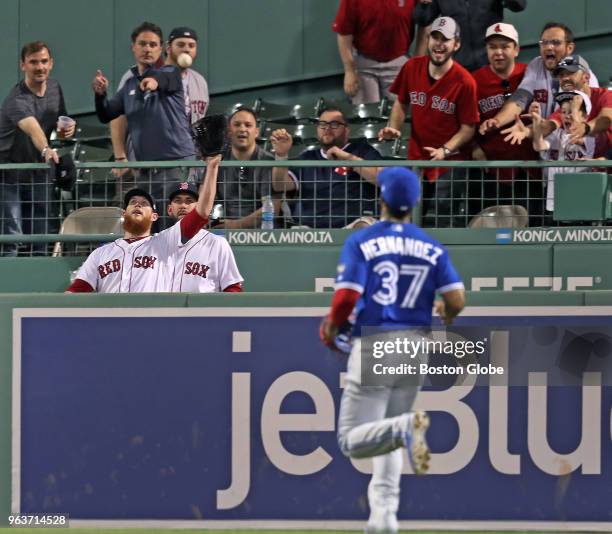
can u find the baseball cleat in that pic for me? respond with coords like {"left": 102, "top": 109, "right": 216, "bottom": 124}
{"left": 365, "top": 509, "right": 398, "bottom": 534}
{"left": 405, "top": 410, "right": 430, "bottom": 475}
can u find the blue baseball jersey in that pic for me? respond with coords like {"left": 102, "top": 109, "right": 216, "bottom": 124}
{"left": 335, "top": 221, "right": 464, "bottom": 334}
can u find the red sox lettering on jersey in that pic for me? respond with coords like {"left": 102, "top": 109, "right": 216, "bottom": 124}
{"left": 478, "top": 94, "right": 505, "bottom": 114}
{"left": 71, "top": 212, "right": 213, "bottom": 293}
{"left": 75, "top": 235, "right": 172, "bottom": 293}
{"left": 171, "top": 229, "right": 243, "bottom": 293}
{"left": 98, "top": 259, "right": 121, "bottom": 279}
{"left": 96, "top": 255, "right": 157, "bottom": 280}
{"left": 133, "top": 255, "right": 157, "bottom": 269}
{"left": 390, "top": 56, "right": 480, "bottom": 163}
{"left": 184, "top": 261, "right": 210, "bottom": 279}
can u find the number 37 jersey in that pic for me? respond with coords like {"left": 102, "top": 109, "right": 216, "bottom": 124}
{"left": 335, "top": 221, "right": 464, "bottom": 332}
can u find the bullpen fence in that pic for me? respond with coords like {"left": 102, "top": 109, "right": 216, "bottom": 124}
{"left": 0, "top": 159, "right": 611, "bottom": 256}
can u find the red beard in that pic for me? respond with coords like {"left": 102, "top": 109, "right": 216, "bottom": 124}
{"left": 123, "top": 211, "right": 153, "bottom": 236}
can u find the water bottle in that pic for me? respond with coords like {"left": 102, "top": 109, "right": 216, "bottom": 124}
{"left": 261, "top": 195, "right": 274, "bottom": 230}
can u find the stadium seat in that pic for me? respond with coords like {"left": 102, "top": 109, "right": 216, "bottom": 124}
{"left": 253, "top": 98, "right": 319, "bottom": 124}
{"left": 370, "top": 140, "right": 402, "bottom": 159}
{"left": 206, "top": 101, "right": 255, "bottom": 117}
{"left": 349, "top": 123, "right": 382, "bottom": 141}
{"left": 259, "top": 121, "right": 318, "bottom": 143}
{"left": 468, "top": 205, "right": 529, "bottom": 228}
{"left": 319, "top": 97, "right": 391, "bottom": 123}
{"left": 52, "top": 207, "right": 123, "bottom": 257}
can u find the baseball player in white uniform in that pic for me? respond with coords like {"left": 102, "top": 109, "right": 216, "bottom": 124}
{"left": 66, "top": 156, "right": 221, "bottom": 293}
{"left": 165, "top": 183, "right": 243, "bottom": 292}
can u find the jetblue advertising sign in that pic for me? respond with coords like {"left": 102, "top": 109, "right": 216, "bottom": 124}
{"left": 11, "top": 308, "right": 612, "bottom": 526}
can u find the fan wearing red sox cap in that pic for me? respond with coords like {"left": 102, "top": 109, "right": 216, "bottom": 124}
{"left": 470, "top": 23, "right": 541, "bottom": 222}
{"left": 379, "top": 16, "right": 480, "bottom": 227}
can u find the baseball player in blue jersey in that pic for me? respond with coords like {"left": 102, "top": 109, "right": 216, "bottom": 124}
{"left": 320, "top": 167, "right": 465, "bottom": 533}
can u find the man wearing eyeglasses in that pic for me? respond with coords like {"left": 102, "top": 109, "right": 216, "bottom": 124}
{"left": 480, "top": 22, "right": 599, "bottom": 135}
{"left": 270, "top": 107, "right": 382, "bottom": 228}
{"left": 470, "top": 23, "right": 540, "bottom": 222}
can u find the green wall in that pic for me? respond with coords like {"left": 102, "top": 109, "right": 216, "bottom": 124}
{"left": 0, "top": 0, "right": 342, "bottom": 114}
{"left": 1, "top": 0, "right": 610, "bottom": 116}
{"left": 0, "top": 228, "right": 611, "bottom": 293}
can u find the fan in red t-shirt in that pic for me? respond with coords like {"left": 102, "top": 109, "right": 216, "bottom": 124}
{"left": 471, "top": 22, "right": 542, "bottom": 224}
{"left": 333, "top": 0, "right": 423, "bottom": 104}
{"left": 379, "top": 16, "right": 479, "bottom": 227}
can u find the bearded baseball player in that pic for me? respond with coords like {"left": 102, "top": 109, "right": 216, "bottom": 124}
{"left": 320, "top": 167, "right": 465, "bottom": 534}
{"left": 165, "top": 183, "right": 243, "bottom": 292}
{"left": 66, "top": 156, "right": 221, "bottom": 293}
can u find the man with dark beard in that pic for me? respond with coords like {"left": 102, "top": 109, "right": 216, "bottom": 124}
{"left": 66, "top": 156, "right": 221, "bottom": 293}
{"left": 378, "top": 16, "right": 479, "bottom": 227}
{"left": 164, "top": 183, "right": 243, "bottom": 293}
{"left": 269, "top": 107, "right": 382, "bottom": 228}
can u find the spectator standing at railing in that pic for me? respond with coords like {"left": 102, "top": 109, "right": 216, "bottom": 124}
{"left": 164, "top": 27, "right": 209, "bottom": 125}
{"left": 0, "top": 41, "right": 75, "bottom": 256}
{"left": 480, "top": 22, "right": 599, "bottom": 135}
{"left": 379, "top": 17, "right": 479, "bottom": 227}
{"left": 333, "top": 0, "right": 428, "bottom": 104}
{"left": 109, "top": 22, "right": 164, "bottom": 184}
{"left": 532, "top": 91, "right": 595, "bottom": 217}
{"left": 270, "top": 107, "right": 382, "bottom": 228}
{"left": 213, "top": 106, "right": 282, "bottom": 229}
{"left": 111, "top": 26, "right": 209, "bottom": 175}
{"left": 92, "top": 21, "right": 196, "bottom": 221}
{"left": 413, "top": 0, "right": 527, "bottom": 72}
{"left": 506, "top": 56, "right": 612, "bottom": 159}
{"left": 470, "top": 23, "right": 541, "bottom": 223}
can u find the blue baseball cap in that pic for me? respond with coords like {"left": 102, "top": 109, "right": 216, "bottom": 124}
{"left": 378, "top": 167, "right": 421, "bottom": 212}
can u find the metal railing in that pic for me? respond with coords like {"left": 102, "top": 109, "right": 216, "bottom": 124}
{"left": 0, "top": 159, "right": 609, "bottom": 256}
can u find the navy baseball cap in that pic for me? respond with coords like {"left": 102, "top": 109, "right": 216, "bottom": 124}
{"left": 124, "top": 188, "right": 157, "bottom": 211}
{"left": 378, "top": 167, "right": 421, "bottom": 212}
{"left": 554, "top": 54, "right": 590, "bottom": 76}
{"left": 168, "top": 27, "right": 198, "bottom": 43}
{"left": 168, "top": 182, "right": 198, "bottom": 202}
{"left": 555, "top": 90, "right": 592, "bottom": 115}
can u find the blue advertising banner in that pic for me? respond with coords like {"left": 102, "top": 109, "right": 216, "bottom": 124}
{"left": 11, "top": 307, "right": 612, "bottom": 526}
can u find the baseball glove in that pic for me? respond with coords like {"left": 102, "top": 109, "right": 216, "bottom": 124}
{"left": 191, "top": 114, "right": 228, "bottom": 157}
{"left": 320, "top": 317, "right": 353, "bottom": 354}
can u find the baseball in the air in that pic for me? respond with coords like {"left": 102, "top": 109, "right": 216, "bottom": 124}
{"left": 177, "top": 53, "right": 193, "bottom": 69}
